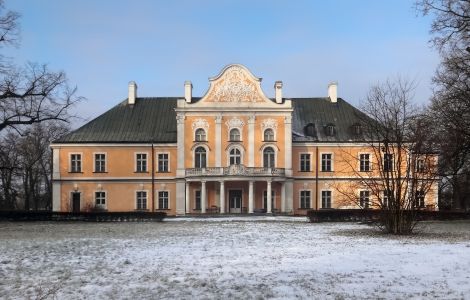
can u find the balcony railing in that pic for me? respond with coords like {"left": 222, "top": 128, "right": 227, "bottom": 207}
{"left": 185, "top": 164, "right": 285, "bottom": 177}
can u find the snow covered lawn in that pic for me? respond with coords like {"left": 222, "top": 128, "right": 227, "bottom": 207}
{"left": 0, "top": 217, "right": 469, "bottom": 299}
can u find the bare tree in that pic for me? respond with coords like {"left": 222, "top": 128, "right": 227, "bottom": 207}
{"left": 416, "top": 0, "right": 470, "bottom": 210}
{"left": 334, "top": 78, "right": 438, "bottom": 234}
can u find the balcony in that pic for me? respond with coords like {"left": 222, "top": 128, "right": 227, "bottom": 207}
{"left": 185, "top": 164, "right": 285, "bottom": 178}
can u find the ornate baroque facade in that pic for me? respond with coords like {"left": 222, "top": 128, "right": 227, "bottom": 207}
{"left": 51, "top": 64, "right": 438, "bottom": 215}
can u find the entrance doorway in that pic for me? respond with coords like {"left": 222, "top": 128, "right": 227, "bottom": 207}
{"left": 72, "top": 192, "right": 80, "bottom": 212}
{"left": 229, "top": 190, "right": 242, "bottom": 213}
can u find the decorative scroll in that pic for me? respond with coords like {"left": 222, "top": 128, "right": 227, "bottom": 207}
{"left": 225, "top": 117, "right": 245, "bottom": 129}
{"left": 192, "top": 118, "right": 209, "bottom": 130}
{"left": 261, "top": 118, "right": 278, "bottom": 130}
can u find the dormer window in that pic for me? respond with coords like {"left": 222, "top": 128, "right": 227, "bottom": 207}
{"left": 304, "top": 123, "right": 316, "bottom": 137}
{"left": 195, "top": 128, "right": 206, "bottom": 142}
{"left": 353, "top": 123, "right": 362, "bottom": 135}
{"left": 229, "top": 128, "right": 240, "bottom": 141}
{"left": 325, "top": 124, "right": 335, "bottom": 136}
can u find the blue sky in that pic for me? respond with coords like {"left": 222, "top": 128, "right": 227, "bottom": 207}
{"left": 5, "top": 0, "right": 438, "bottom": 126}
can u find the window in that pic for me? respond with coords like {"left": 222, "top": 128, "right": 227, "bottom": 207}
{"left": 158, "top": 191, "right": 169, "bottom": 209}
{"left": 300, "top": 154, "right": 311, "bottom": 172}
{"left": 263, "top": 147, "right": 275, "bottom": 168}
{"left": 304, "top": 123, "right": 316, "bottom": 137}
{"left": 195, "top": 190, "right": 201, "bottom": 210}
{"left": 300, "top": 190, "right": 311, "bottom": 209}
{"left": 383, "top": 190, "right": 392, "bottom": 208}
{"left": 229, "top": 128, "right": 240, "bottom": 141}
{"left": 359, "top": 154, "right": 370, "bottom": 172}
{"left": 195, "top": 147, "right": 207, "bottom": 168}
{"left": 70, "top": 154, "right": 82, "bottom": 173}
{"left": 263, "top": 190, "right": 275, "bottom": 209}
{"left": 416, "top": 159, "right": 425, "bottom": 173}
{"left": 95, "top": 191, "right": 106, "bottom": 207}
{"left": 415, "top": 190, "right": 425, "bottom": 208}
{"left": 94, "top": 153, "right": 106, "bottom": 173}
{"left": 158, "top": 153, "right": 169, "bottom": 172}
{"left": 326, "top": 125, "right": 335, "bottom": 136}
{"left": 353, "top": 123, "right": 362, "bottom": 135}
{"left": 360, "top": 190, "right": 370, "bottom": 209}
{"left": 321, "top": 153, "right": 332, "bottom": 172}
{"left": 383, "top": 154, "right": 393, "bottom": 172}
{"left": 229, "top": 148, "right": 241, "bottom": 165}
{"left": 136, "top": 191, "right": 147, "bottom": 210}
{"left": 195, "top": 128, "right": 206, "bottom": 141}
{"left": 264, "top": 128, "right": 275, "bottom": 141}
{"left": 321, "top": 191, "right": 332, "bottom": 208}
{"left": 136, "top": 153, "right": 147, "bottom": 172}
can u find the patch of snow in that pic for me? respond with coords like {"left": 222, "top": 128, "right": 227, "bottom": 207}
{"left": 0, "top": 221, "right": 469, "bottom": 299}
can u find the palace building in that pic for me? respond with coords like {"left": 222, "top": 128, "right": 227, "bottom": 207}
{"left": 51, "top": 64, "right": 438, "bottom": 215}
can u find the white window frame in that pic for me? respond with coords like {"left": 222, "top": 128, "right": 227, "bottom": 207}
{"left": 358, "top": 152, "right": 371, "bottom": 172}
{"left": 157, "top": 152, "right": 170, "bottom": 173}
{"left": 262, "top": 145, "right": 277, "bottom": 168}
{"left": 416, "top": 159, "right": 425, "bottom": 173}
{"left": 135, "top": 152, "right": 149, "bottom": 173}
{"left": 321, "top": 189, "right": 332, "bottom": 209}
{"left": 135, "top": 190, "right": 148, "bottom": 210}
{"left": 229, "top": 128, "right": 242, "bottom": 142}
{"left": 195, "top": 128, "right": 207, "bottom": 142}
{"left": 263, "top": 128, "right": 276, "bottom": 142}
{"left": 299, "top": 189, "right": 312, "bottom": 209}
{"left": 93, "top": 152, "right": 107, "bottom": 173}
{"left": 157, "top": 190, "right": 170, "bottom": 210}
{"left": 415, "top": 190, "right": 425, "bottom": 208}
{"left": 193, "top": 145, "right": 209, "bottom": 168}
{"left": 383, "top": 153, "right": 394, "bottom": 172}
{"left": 94, "top": 190, "right": 107, "bottom": 209}
{"left": 320, "top": 152, "right": 334, "bottom": 172}
{"left": 69, "top": 152, "right": 83, "bottom": 173}
{"left": 382, "top": 189, "right": 392, "bottom": 208}
{"left": 227, "top": 145, "right": 243, "bottom": 166}
{"left": 359, "top": 190, "right": 370, "bottom": 209}
{"left": 299, "top": 152, "right": 312, "bottom": 172}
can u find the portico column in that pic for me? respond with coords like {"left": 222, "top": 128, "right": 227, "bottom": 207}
{"left": 281, "top": 181, "right": 286, "bottom": 213}
{"left": 267, "top": 180, "right": 272, "bottom": 214}
{"left": 201, "top": 181, "right": 207, "bottom": 213}
{"left": 219, "top": 181, "right": 225, "bottom": 214}
{"left": 185, "top": 182, "right": 190, "bottom": 214}
{"left": 248, "top": 181, "right": 254, "bottom": 213}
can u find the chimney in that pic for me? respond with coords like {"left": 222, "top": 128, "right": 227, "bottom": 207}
{"left": 328, "top": 82, "right": 337, "bottom": 103}
{"left": 274, "top": 81, "right": 283, "bottom": 104}
{"left": 128, "top": 81, "right": 137, "bottom": 105}
{"left": 185, "top": 81, "right": 192, "bottom": 103}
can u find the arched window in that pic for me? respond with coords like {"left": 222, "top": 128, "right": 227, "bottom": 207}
{"left": 195, "top": 128, "right": 206, "bottom": 142}
{"left": 229, "top": 148, "right": 241, "bottom": 165}
{"left": 195, "top": 147, "right": 206, "bottom": 168}
{"left": 229, "top": 128, "right": 240, "bottom": 141}
{"left": 263, "top": 147, "right": 275, "bottom": 168}
{"left": 304, "top": 123, "right": 316, "bottom": 137}
{"left": 264, "top": 128, "right": 275, "bottom": 141}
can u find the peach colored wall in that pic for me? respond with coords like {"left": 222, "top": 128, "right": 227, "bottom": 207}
{"left": 59, "top": 181, "right": 176, "bottom": 215}
{"left": 254, "top": 116, "right": 286, "bottom": 168}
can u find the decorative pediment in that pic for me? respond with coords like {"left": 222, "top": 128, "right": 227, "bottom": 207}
{"left": 261, "top": 118, "right": 278, "bottom": 130}
{"left": 191, "top": 118, "right": 209, "bottom": 130}
{"left": 225, "top": 117, "right": 245, "bottom": 129}
{"left": 199, "top": 64, "right": 272, "bottom": 103}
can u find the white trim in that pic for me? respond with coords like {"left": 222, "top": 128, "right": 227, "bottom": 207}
{"left": 193, "top": 145, "right": 209, "bottom": 168}
{"left": 263, "top": 128, "right": 276, "bottom": 142}
{"left": 93, "top": 152, "right": 107, "bottom": 173}
{"left": 320, "top": 189, "right": 332, "bottom": 209}
{"left": 226, "top": 144, "right": 244, "bottom": 166}
{"left": 135, "top": 190, "right": 149, "bottom": 210}
{"left": 68, "top": 152, "right": 83, "bottom": 173}
{"left": 52, "top": 148, "right": 60, "bottom": 180}
{"left": 298, "top": 152, "right": 313, "bottom": 172}
{"left": 156, "top": 189, "right": 171, "bottom": 210}
{"left": 52, "top": 182, "right": 61, "bottom": 211}
{"left": 293, "top": 142, "right": 374, "bottom": 147}
{"left": 261, "top": 144, "right": 277, "bottom": 168}
{"left": 194, "top": 127, "right": 208, "bottom": 142}
{"left": 94, "top": 189, "right": 107, "bottom": 209}
{"left": 298, "top": 189, "right": 313, "bottom": 209}
{"left": 358, "top": 152, "right": 372, "bottom": 172}
{"left": 156, "top": 151, "right": 171, "bottom": 173}
{"left": 134, "top": 152, "right": 149, "bottom": 172}
{"left": 227, "top": 188, "right": 244, "bottom": 213}
{"left": 358, "top": 189, "right": 370, "bottom": 209}
{"left": 320, "top": 152, "right": 334, "bottom": 172}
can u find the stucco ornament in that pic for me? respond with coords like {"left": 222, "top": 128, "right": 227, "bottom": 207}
{"left": 192, "top": 118, "right": 209, "bottom": 130}
{"left": 225, "top": 117, "right": 245, "bottom": 130}
{"left": 261, "top": 118, "right": 278, "bottom": 130}
{"left": 206, "top": 66, "right": 264, "bottom": 102}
